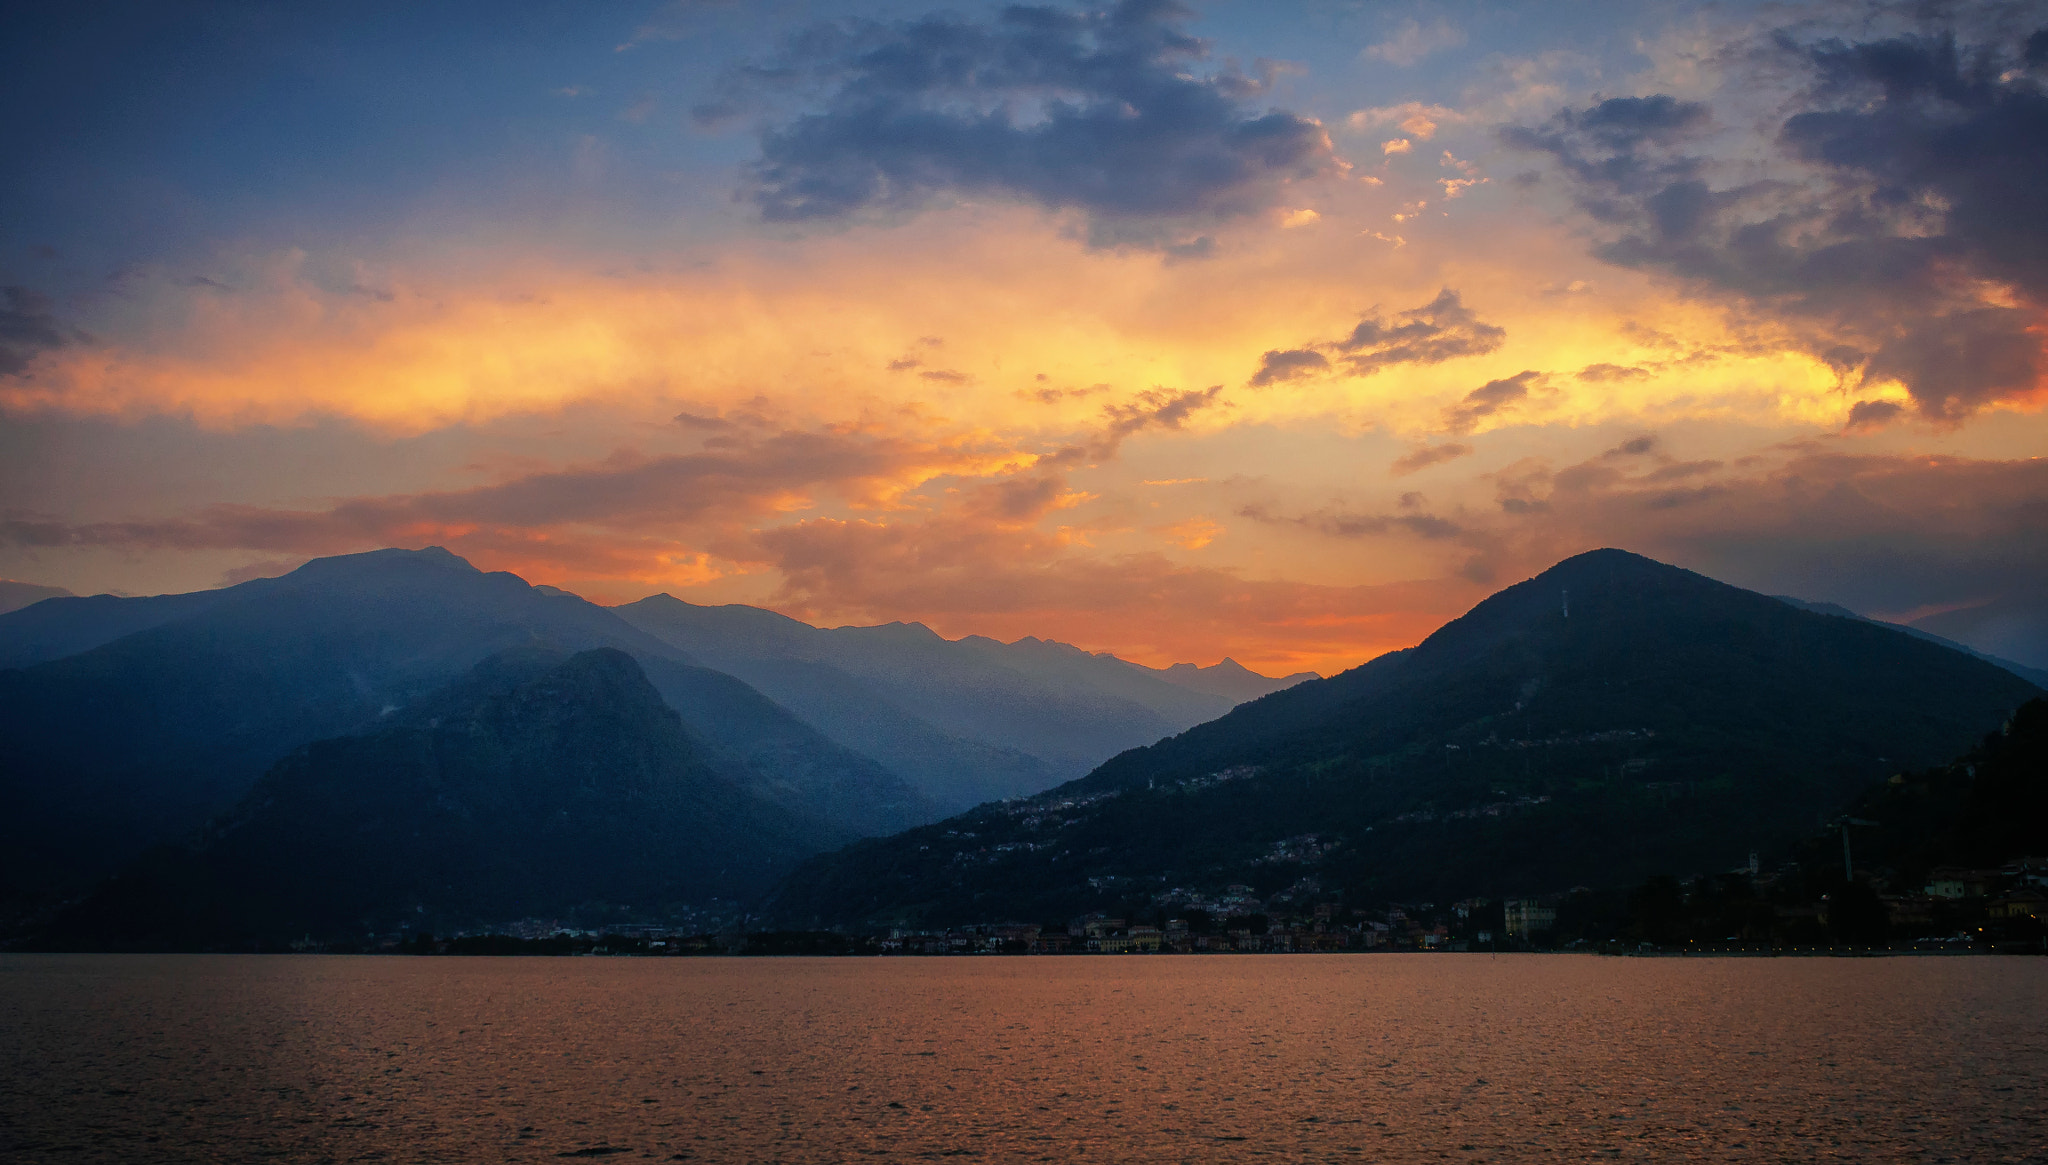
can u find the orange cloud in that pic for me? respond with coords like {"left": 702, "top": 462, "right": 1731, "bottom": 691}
{"left": 0, "top": 423, "right": 1027, "bottom": 584}
{"left": 0, "top": 201, "right": 1925, "bottom": 457}
{"left": 1157, "top": 517, "right": 1223, "bottom": 549}
{"left": 10, "top": 192, "right": 2041, "bottom": 676}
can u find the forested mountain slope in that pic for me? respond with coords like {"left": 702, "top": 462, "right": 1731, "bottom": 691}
{"left": 47, "top": 649, "right": 839, "bottom": 948}
{"left": 0, "top": 548, "right": 927, "bottom": 904}
{"left": 771, "top": 550, "right": 2042, "bottom": 928}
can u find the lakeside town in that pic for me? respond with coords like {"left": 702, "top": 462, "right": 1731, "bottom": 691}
{"left": 353, "top": 855, "right": 2048, "bottom": 958}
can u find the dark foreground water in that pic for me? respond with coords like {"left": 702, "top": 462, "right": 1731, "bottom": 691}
{"left": 2, "top": 955, "right": 2044, "bottom": 1163}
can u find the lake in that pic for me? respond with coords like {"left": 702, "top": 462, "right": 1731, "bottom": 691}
{"left": 2, "top": 954, "right": 2043, "bottom": 1162}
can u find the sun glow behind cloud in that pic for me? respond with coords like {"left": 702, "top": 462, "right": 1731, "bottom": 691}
{"left": 4, "top": 0, "right": 2046, "bottom": 674}
{"left": 5, "top": 207, "right": 1900, "bottom": 441}
{"left": 2, "top": 202, "right": 2026, "bottom": 673}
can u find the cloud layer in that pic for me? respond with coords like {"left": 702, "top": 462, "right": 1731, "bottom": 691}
{"left": 1249, "top": 289, "right": 1506, "bottom": 386}
{"left": 731, "top": 0, "right": 1336, "bottom": 245}
{"left": 5, "top": 1, "right": 2046, "bottom": 676}
{"left": 0, "top": 288, "right": 68, "bottom": 377}
{"left": 1506, "top": 25, "right": 2048, "bottom": 419}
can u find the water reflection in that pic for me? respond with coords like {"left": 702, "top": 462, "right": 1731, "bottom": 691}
{"left": 2, "top": 954, "right": 2043, "bottom": 1162}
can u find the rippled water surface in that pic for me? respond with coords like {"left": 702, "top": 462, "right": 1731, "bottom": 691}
{"left": 3, "top": 954, "right": 2045, "bottom": 1162}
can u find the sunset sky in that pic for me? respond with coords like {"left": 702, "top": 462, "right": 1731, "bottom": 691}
{"left": 3, "top": 0, "right": 2044, "bottom": 675}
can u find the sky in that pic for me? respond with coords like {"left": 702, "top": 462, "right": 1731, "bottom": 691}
{"left": 2, "top": 0, "right": 2045, "bottom": 675}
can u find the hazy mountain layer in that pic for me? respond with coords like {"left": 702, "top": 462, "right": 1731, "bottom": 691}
{"left": 45, "top": 649, "right": 838, "bottom": 949}
{"left": 0, "top": 548, "right": 927, "bottom": 901}
{"left": 1145, "top": 657, "right": 1319, "bottom": 703}
{"left": 0, "top": 581, "right": 74, "bottom": 619}
{"left": 1775, "top": 596, "right": 2048, "bottom": 688}
{"left": 770, "top": 550, "right": 2043, "bottom": 929}
{"left": 613, "top": 595, "right": 1313, "bottom": 807}
{"left": 1909, "top": 591, "right": 2048, "bottom": 674}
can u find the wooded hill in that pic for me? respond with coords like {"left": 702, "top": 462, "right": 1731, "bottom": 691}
{"left": 45, "top": 648, "right": 840, "bottom": 948}
{"left": 769, "top": 550, "right": 2042, "bottom": 929}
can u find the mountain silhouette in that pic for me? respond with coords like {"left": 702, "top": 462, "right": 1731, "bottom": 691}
{"left": 0, "top": 580, "right": 74, "bottom": 619}
{"left": 45, "top": 648, "right": 837, "bottom": 948}
{"left": 1774, "top": 596, "right": 2048, "bottom": 688}
{"left": 0, "top": 547, "right": 928, "bottom": 904}
{"left": 769, "top": 549, "right": 2042, "bottom": 928}
{"left": 613, "top": 595, "right": 1313, "bottom": 808}
{"left": 1908, "top": 590, "right": 2048, "bottom": 674}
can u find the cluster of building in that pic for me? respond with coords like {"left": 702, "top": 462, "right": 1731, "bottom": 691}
{"left": 1387, "top": 795, "right": 1552, "bottom": 827}
{"left": 1877, "top": 859, "right": 2048, "bottom": 931}
{"left": 393, "top": 858, "right": 2048, "bottom": 958}
{"left": 871, "top": 892, "right": 1570, "bottom": 955}
{"left": 878, "top": 909, "right": 1362, "bottom": 955}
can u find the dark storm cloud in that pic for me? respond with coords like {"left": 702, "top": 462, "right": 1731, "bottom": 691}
{"left": 725, "top": 0, "right": 1335, "bottom": 239}
{"left": 0, "top": 287, "right": 68, "bottom": 376}
{"left": 1248, "top": 288, "right": 1506, "bottom": 386}
{"left": 1504, "top": 26, "right": 2048, "bottom": 419}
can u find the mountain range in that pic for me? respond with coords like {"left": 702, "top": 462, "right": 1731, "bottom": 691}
{"left": 1774, "top": 596, "right": 2048, "bottom": 688}
{"left": 9, "top": 546, "right": 2040, "bottom": 948}
{"left": 46, "top": 647, "right": 837, "bottom": 948}
{"left": 0, "top": 580, "right": 72, "bottom": 617}
{"left": 1908, "top": 591, "right": 2048, "bottom": 675}
{"left": 0, "top": 547, "right": 912, "bottom": 904}
{"left": 0, "top": 547, "right": 1303, "bottom": 912}
{"left": 613, "top": 594, "right": 1312, "bottom": 805}
{"left": 769, "top": 550, "right": 2042, "bottom": 930}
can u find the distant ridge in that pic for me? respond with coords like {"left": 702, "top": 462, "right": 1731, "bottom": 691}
{"left": 1775, "top": 596, "right": 2048, "bottom": 688}
{"left": 1150, "top": 657, "right": 1320, "bottom": 703}
{"left": 770, "top": 549, "right": 2042, "bottom": 929}
{"left": 612, "top": 595, "right": 1312, "bottom": 809}
{"left": 1910, "top": 591, "right": 2048, "bottom": 675}
{"left": 0, "top": 546, "right": 930, "bottom": 904}
{"left": 0, "top": 580, "right": 75, "bottom": 618}
{"left": 0, "top": 544, "right": 1316, "bottom": 913}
